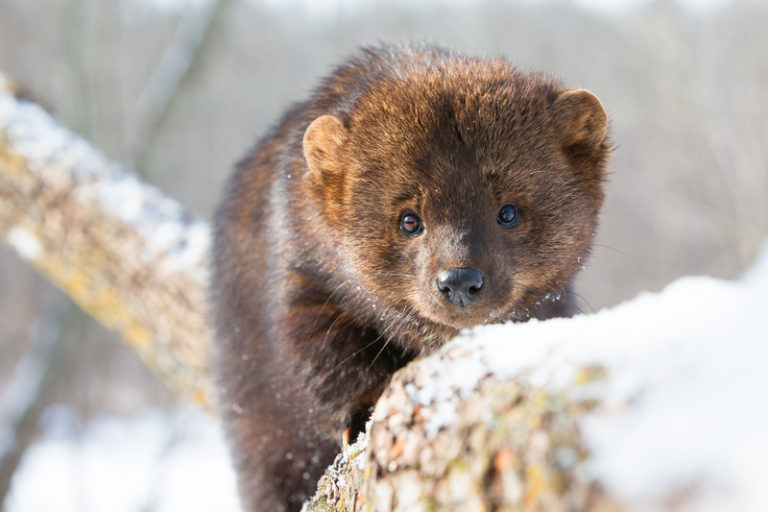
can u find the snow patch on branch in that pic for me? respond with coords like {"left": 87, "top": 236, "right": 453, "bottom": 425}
{"left": 0, "top": 89, "right": 210, "bottom": 282}
{"left": 6, "top": 226, "right": 42, "bottom": 261}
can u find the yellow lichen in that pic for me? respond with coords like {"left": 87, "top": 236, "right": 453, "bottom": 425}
{"left": 526, "top": 391, "right": 549, "bottom": 430}
{"left": 40, "top": 252, "right": 154, "bottom": 351}
{"left": 574, "top": 364, "right": 607, "bottom": 386}
{"left": 192, "top": 389, "right": 208, "bottom": 405}
{"left": 0, "top": 150, "right": 28, "bottom": 176}
{"left": 123, "top": 324, "right": 153, "bottom": 347}
{"left": 523, "top": 462, "right": 544, "bottom": 509}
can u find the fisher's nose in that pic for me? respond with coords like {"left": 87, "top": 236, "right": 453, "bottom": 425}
{"left": 436, "top": 268, "right": 484, "bottom": 307}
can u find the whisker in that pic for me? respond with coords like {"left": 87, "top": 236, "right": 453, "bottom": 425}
{"left": 332, "top": 332, "right": 386, "bottom": 372}
{"left": 368, "top": 338, "right": 392, "bottom": 369}
{"left": 565, "top": 290, "right": 596, "bottom": 314}
{"left": 386, "top": 292, "right": 420, "bottom": 302}
{"left": 570, "top": 304, "right": 586, "bottom": 316}
{"left": 592, "top": 244, "right": 629, "bottom": 258}
{"left": 366, "top": 306, "right": 414, "bottom": 370}
{"left": 312, "top": 280, "right": 348, "bottom": 329}
{"left": 321, "top": 309, "right": 368, "bottom": 351}
{"left": 386, "top": 306, "right": 418, "bottom": 347}
{"left": 504, "top": 283, "right": 532, "bottom": 292}
{"left": 336, "top": 303, "right": 419, "bottom": 372}
{"left": 321, "top": 313, "right": 348, "bottom": 350}
{"left": 505, "top": 255, "right": 576, "bottom": 272}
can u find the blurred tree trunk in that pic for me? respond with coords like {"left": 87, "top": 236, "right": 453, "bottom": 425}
{"left": 132, "top": 0, "right": 235, "bottom": 175}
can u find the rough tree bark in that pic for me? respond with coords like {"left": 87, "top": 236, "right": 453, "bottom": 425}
{"left": 2, "top": 73, "right": 764, "bottom": 512}
{"left": 303, "top": 342, "right": 619, "bottom": 512}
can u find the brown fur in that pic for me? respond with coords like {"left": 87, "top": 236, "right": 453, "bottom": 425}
{"left": 211, "top": 44, "right": 610, "bottom": 512}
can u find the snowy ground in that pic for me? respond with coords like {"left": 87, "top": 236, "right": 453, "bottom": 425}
{"left": 5, "top": 406, "right": 239, "bottom": 512}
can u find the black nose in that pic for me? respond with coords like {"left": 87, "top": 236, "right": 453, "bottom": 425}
{"left": 437, "top": 268, "right": 484, "bottom": 307}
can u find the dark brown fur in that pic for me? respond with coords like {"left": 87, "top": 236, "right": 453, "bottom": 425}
{"left": 212, "top": 44, "right": 610, "bottom": 512}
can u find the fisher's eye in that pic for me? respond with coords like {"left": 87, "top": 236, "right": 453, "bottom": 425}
{"left": 400, "top": 211, "right": 424, "bottom": 236}
{"left": 497, "top": 202, "right": 520, "bottom": 227}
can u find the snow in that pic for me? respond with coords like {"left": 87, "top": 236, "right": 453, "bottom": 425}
{"left": 0, "top": 313, "right": 59, "bottom": 466}
{"left": 401, "top": 239, "right": 768, "bottom": 511}
{"left": 5, "top": 226, "right": 42, "bottom": 261}
{"left": 0, "top": 87, "right": 211, "bottom": 283}
{"left": 5, "top": 406, "right": 239, "bottom": 512}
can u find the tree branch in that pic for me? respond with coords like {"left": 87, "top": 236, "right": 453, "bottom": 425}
{"left": 0, "top": 74, "right": 214, "bottom": 408}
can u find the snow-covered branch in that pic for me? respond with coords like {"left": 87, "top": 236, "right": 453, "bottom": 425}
{"left": 0, "top": 74, "right": 214, "bottom": 408}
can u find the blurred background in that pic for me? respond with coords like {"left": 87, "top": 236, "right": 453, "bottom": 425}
{"left": 0, "top": 0, "right": 766, "bottom": 509}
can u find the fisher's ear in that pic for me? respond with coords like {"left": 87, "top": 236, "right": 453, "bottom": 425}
{"left": 553, "top": 88, "right": 608, "bottom": 150}
{"left": 303, "top": 115, "right": 348, "bottom": 205}
{"left": 553, "top": 88, "right": 610, "bottom": 188}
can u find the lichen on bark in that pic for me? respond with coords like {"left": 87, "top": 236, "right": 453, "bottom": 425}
{"left": 304, "top": 341, "right": 621, "bottom": 512}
